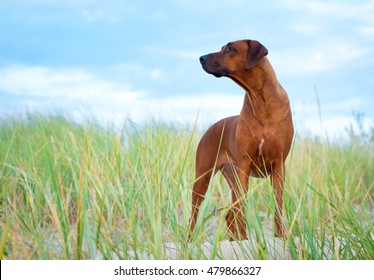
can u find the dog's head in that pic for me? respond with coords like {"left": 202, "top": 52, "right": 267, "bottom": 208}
{"left": 199, "top": 39, "right": 268, "bottom": 78}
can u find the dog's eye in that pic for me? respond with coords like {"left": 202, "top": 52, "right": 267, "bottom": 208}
{"left": 226, "top": 44, "right": 235, "bottom": 53}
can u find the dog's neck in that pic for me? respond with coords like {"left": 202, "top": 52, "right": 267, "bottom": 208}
{"left": 229, "top": 57, "right": 290, "bottom": 121}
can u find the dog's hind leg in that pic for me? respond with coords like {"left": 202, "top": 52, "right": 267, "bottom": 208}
{"left": 188, "top": 170, "right": 212, "bottom": 235}
{"left": 188, "top": 118, "right": 234, "bottom": 239}
{"left": 188, "top": 131, "right": 223, "bottom": 238}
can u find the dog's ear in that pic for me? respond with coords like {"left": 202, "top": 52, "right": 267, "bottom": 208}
{"left": 245, "top": 40, "right": 268, "bottom": 69}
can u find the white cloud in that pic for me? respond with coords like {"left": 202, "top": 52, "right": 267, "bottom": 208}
{"left": 81, "top": 9, "right": 105, "bottom": 22}
{"left": 0, "top": 65, "right": 141, "bottom": 100}
{"left": 304, "top": 0, "right": 374, "bottom": 21}
{"left": 137, "top": 93, "right": 243, "bottom": 124}
{"left": 0, "top": 65, "right": 142, "bottom": 117}
{"left": 356, "top": 25, "right": 374, "bottom": 35}
{"left": 143, "top": 46, "right": 202, "bottom": 61}
{"left": 288, "top": 21, "right": 323, "bottom": 36}
{"left": 292, "top": 97, "right": 373, "bottom": 138}
{"left": 293, "top": 98, "right": 363, "bottom": 116}
{"left": 0, "top": 64, "right": 241, "bottom": 125}
{"left": 283, "top": 0, "right": 374, "bottom": 19}
{"left": 271, "top": 39, "right": 369, "bottom": 76}
{"left": 299, "top": 115, "right": 373, "bottom": 139}
{"left": 278, "top": 0, "right": 374, "bottom": 77}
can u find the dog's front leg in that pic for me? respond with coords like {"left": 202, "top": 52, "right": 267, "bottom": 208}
{"left": 226, "top": 158, "right": 251, "bottom": 241}
{"left": 271, "top": 161, "right": 286, "bottom": 237}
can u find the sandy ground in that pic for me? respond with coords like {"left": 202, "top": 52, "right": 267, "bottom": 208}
{"left": 126, "top": 232, "right": 294, "bottom": 260}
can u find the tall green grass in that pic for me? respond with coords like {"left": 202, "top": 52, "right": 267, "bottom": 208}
{"left": 0, "top": 113, "right": 373, "bottom": 259}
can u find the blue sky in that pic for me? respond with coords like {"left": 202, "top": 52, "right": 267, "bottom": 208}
{"left": 0, "top": 0, "right": 373, "bottom": 137}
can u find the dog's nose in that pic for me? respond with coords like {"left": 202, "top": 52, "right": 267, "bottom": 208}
{"left": 199, "top": 55, "right": 209, "bottom": 63}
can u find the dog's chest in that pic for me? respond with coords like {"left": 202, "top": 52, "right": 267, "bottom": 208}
{"left": 254, "top": 134, "right": 281, "bottom": 162}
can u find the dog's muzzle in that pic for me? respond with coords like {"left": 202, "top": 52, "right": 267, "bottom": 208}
{"left": 199, "top": 54, "right": 228, "bottom": 78}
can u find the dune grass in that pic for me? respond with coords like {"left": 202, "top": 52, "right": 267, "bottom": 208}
{"left": 0, "top": 113, "right": 373, "bottom": 259}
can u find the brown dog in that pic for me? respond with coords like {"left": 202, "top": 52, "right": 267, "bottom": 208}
{"left": 189, "top": 39, "right": 294, "bottom": 240}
